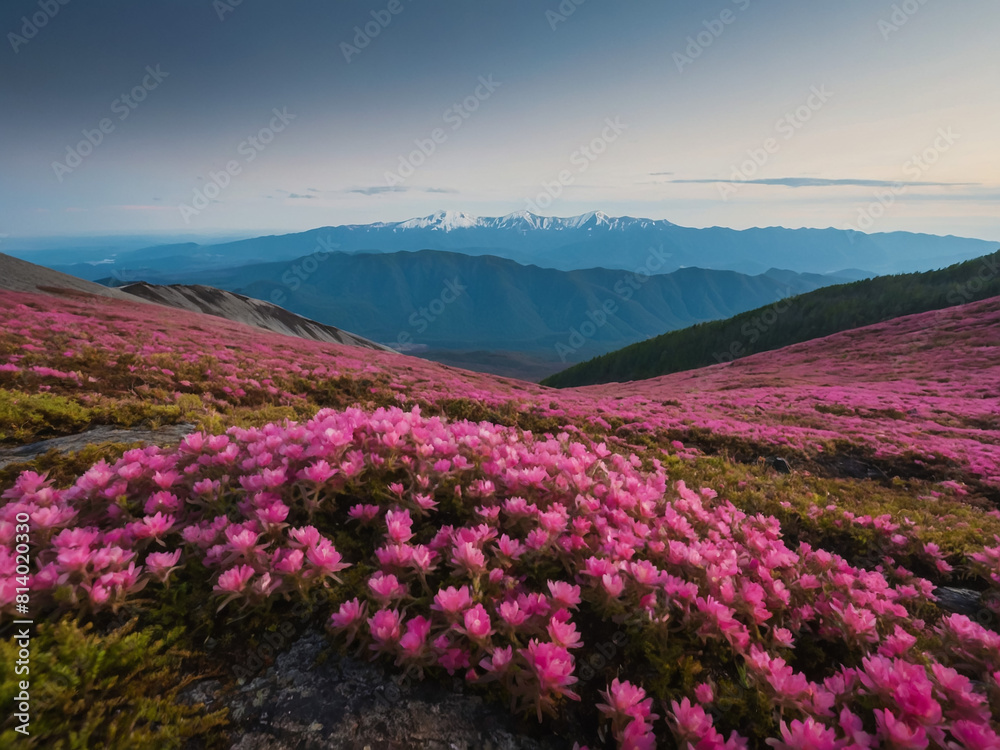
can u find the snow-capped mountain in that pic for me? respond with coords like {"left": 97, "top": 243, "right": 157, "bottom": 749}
{"left": 45, "top": 211, "right": 997, "bottom": 281}
{"left": 389, "top": 210, "right": 674, "bottom": 233}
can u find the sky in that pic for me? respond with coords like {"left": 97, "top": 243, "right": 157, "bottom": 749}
{"left": 1, "top": 0, "right": 998, "bottom": 241}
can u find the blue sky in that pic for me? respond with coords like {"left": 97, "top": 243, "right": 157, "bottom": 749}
{"left": 1, "top": 0, "right": 997, "bottom": 240}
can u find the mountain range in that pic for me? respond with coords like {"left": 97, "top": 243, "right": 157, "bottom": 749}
{"left": 13, "top": 210, "right": 994, "bottom": 282}
{"left": 112, "top": 249, "right": 867, "bottom": 378}
{"left": 544, "top": 249, "right": 1000, "bottom": 387}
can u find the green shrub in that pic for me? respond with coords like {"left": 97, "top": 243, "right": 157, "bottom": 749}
{"left": 0, "top": 619, "right": 228, "bottom": 749}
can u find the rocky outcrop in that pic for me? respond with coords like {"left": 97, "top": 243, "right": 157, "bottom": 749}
{"left": 120, "top": 282, "right": 392, "bottom": 352}
{"left": 186, "top": 633, "right": 567, "bottom": 750}
{"left": 0, "top": 424, "right": 197, "bottom": 469}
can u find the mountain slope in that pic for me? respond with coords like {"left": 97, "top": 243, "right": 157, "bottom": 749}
{"left": 0, "top": 252, "right": 387, "bottom": 353}
{"left": 543, "top": 250, "right": 1000, "bottom": 387}
{"left": 3, "top": 281, "right": 1000, "bottom": 748}
{"left": 0, "top": 252, "right": 137, "bottom": 300}
{"left": 145, "top": 249, "right": 852, "bottom": 363}
{"left": 119, "top": 282, "right": 391, "bottom": 351}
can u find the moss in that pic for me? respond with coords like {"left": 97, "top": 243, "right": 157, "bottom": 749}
{"left": 0, "top": 389, "right": 92, "bottom": 443}
{"left": 0, "top": 618, "right": 228, "bottom": 749}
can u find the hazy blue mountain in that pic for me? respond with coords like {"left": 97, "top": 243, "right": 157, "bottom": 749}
{"left": 33, "top": 211, "right": 994, "bottom": 282}
{"left": 131, "top": 249, "right": 854, "bottom": 374}
{"left": 543, "top": 249, "right": 1000, "bottom": 388}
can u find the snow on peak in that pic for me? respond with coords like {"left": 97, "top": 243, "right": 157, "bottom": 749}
{"left": 397, "top": 210, "right": 480, "bottom": 231}
{"left": 391, "top": 210, "right": 672, "bottom": 232}
{"left": 562, "top": 211, "right": 612, "bottom": 229}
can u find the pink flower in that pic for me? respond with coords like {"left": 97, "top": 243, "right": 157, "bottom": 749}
{"left": 766, "top": 718, "right": 840, "bottom": 750}
{"left": 385, "top": 508, "right": 414, "bottom": 545}
{"left": 431, "top": 585, "right": 472, "bottom": 618}
{"left": 451, "top": 541, "right": 486, "bottom": 576}
{"left": 368, "top": 572, "right": 407, "bottom": 604}
{"left": 273, "top": 548, "right": 304, "bottom": 575}
{"left": 143, "top": 491, "right": 181, "bottom": 515}
{"left": 135, "top": 512, "right": 175, "bottom": 541}
{"left": 409, "top": 544, "right": 437, "bottom": 574}
{"left": 498, "top": 600, "right": 527, "bottom": 628}
{"left": 773, "top": 627, "right": 794, "bottom": 648}
{"left": 288, "top": 525, "right": 321, "bottom": 548}
{"left": 620, "top": 717, "right": 657, "bottom": 750}
{"left": 668, "top": 697, "right": 712, "bottom": 742}
{"left": 598, "top": 679, "right": 658, "bottom": 723}
{"left": 874, "top": 709, "right": 927, "bottom": 749}
{"left": 397, "top": 615, "right": 432, "bottom": 659}
{"left": 547, "top": 580, "right": 581, "bottom": 609}
{"left": 523, "top": 639, "right": 579, "bottom": 702}
{"left": 695, "top": 682, "right": 714, "bottom": 704}
{"left": 348, "top": 504, "right": 380, "bottom": 524}
{"left": 225, "top": 527, "right": 263, "bottom": 557}
{"left": 601, "top": 573, "right": 625, "bottom": 599}
{"left": 458, "top": 603, "right": 494, "bottom": 642}
{"left": 547, "top": 612, "right": 583, "bottom": 650}
{"left": 300, "top": 459, "right": 336, "bottom": 483}
{"left": 330, "top": 597, "right": 366, "bottom": 630}
{"left": 497, "top": 534, "right": 524, "bottom": 560}
{"left": 368, "top": 609, "right": 402, "bottom": 651}
{"left": 214, "top": 564, "right": 254, "bottom": 593}
{"left": 145, "top": 549, "right": 182, "bottom": 583}
{"left": 480, "top": 645, "right": 514, "bottom": 674}
{"left": 306, "top": 539, "right": 349, "bottom": 582}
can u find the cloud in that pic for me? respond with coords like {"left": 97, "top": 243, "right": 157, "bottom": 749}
{"left": 106, "top": 205, "right": 175, "bottom": 211}
{"left": 286, "top": 193, "right": 317, "bottom": 199}
{"left": 346, "top": 186, "right": 459, "bottom": 196}
{"left": 668, "top": 177, "right": 979, "bottom": 188}
{"left": 649, "top": 171, "right": 675, "bottom": 176}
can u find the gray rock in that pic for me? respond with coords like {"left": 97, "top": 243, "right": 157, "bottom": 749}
{"left": 934, "top": 587, "right": 984, "bottom": 617}
{"left": 0, "top": 424, "right": 197, "bottom": 468}
{"left": 185, "top": 633, "right": 571, "bottom": 750}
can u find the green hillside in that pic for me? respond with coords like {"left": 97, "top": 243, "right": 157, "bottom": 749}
{"left": 542, "top": 249, "right": 1000, "bottom": 387}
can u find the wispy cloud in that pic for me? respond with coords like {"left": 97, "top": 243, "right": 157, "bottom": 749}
{"left": 346, "top": 186, "right": 459, "bottom": 196}
{"left": 667, "top": 177, "right": 979, "bottom": 188}
{"left": 649, "top": 171, "right": 675, "bottom": 176}
{"left": 285, "top": 193, "right": 317, "bottom": 199}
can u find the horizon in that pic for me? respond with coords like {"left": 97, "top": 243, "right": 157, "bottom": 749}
{"left": 2, "top": 0, "right": 998, "bottom": 243}
{"left": 4, "top": 208, "right": 1000, "bottom": 246}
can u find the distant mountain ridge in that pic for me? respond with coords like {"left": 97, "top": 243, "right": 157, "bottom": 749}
{"left": 23, "top": 211, "right": 995, "bottom": 282}
{"left": 134, "top": 249, "right": 858, "bottom": 375}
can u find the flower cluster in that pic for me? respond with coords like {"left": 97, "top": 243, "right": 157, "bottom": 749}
{"left": 3, "top": 402, "right": 1000, "bottom": 746}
